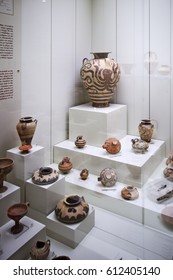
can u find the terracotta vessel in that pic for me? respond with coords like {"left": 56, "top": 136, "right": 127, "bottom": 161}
{"left": 138, "top": 119, "right": 154, "bottom": 143}
{"left": 75, "top": 135, "right": 86, "bottom": 148}
{"left": 131, "top": 138, "right": 149, "bottom": 153}
{"left": 58, "top": 157, "right": 72, "bottom": 174}
{"left": 102, "top": 137, "right": 121, "bottom": 154}
{"left": 16, "top": 116, "right": 37, "bottom": 152}
{"left": 163, "top": 154, "right": 173, "bottom": 181}
{"left": 80, "top": 52, "right": 120, "bottom": 107}
{"left": 80, "top": 168, "right": 89, "bottom": 180}
{"left": 55, "top": 194, "right": 89, "bottom": 224}
{"left": 7, "top": 202, "right": 29, "bottom": 234}
{"left": 121, "top": 186, "right": 139, "bottom": 200}
{"left": 32, "top": 167, "right": 59, "bottom": 185}
{"left": 0, "top": 158, "right": 14, "bottom": 193}
{"left": 98, "top": 167, "right": 117, "bottom": 187}
{"left": 30, "top": 240, "right": 51, "bottom": 260}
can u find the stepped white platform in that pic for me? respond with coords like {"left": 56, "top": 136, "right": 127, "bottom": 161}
{"left": 54, "top": 135, "right": 165, "bottom": 187}
{"left": 0, "top": 216, "right": 46, "bottom": 260}
{"left": 69, "top": 102, "right": 127, "bottom": 147}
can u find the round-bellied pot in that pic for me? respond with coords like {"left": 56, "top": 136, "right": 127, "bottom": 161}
{"left": 30, "top": 240, "right": 51, "bottom": 260}
{"left": 80, "top": 168, "right": 89, "bottom": 180}
{"left": 55, "top": 194, "right": 89, "bottom": 224}
{"left": 75, "top": 135, "right": 86, "bottom": 148}
{"left": 121, "top": 186, "right": 139, "bottom": 200}
{"left": 16, "top": 116, "right": 37, "bottom": 152}
{"left": 138, "top": 119, "right": 154, "bottom": 143}
{"left": 80, "top": 52, "right": 120, "bottom": 107}
{"left": 58, "top": 157, "right": 72, "bottom": 174}
{"left": 102, "top": 137, "right": 121, "bottom": 154}
{"left": 98, "top": 167, "right": 117, "bottom": 187}
{"left": 32, "top": 167, "right": 59, "bottom": 185}
{"left": 0, "top": 158, "right": 14, "bottom": 193}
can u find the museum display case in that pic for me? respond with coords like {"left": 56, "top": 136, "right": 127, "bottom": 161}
{"left": 0, "top": 0, "right": 173, "bottom": 260}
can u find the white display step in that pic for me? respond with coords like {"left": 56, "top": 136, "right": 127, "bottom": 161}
{"left": 65, "top": 161, "right": 173, "bottom": 236}
{"left": 7, "top": 144, "right": 45, "bottom": 201}
{"left": 0, "top": 182, "right": 20, "bottom": 227}
{"left": 54, "top": 135, "right": 165, "bottom": 187}
{"left": 65, "top": 169, "right": 143, "bottom": 223}
{"left": 0, "top": 216, "right": 46, "bottom": 260}
{"left": 46, "top": 205, "right": 95, "bottom": 248}
{"left": 26, "top": 163, "right": 66, "bottom": 215}
{"left": 69, "top": 102, "right": 127, "bottom": 147}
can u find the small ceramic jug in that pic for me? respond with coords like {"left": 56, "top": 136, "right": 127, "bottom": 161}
{"left": 138, "top": 119, "right": 154, "bottom": 142}
{"left": 75, "top": 135, "right": 86, "bottom": 148}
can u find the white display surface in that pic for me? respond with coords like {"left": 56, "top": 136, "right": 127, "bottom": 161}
{"left": 69, "top": 102, "right": 127, "bottom": 147}
{"left": 46, "top": 205, "right": 95, "bottom": 248}
{"left": 0, "top": 216, "right": 46, "bottom": 260}
{"left": 54, "top": 135, "right": 165, "bottom": 187}
{"left": 7, "top": 144, "right": 45, "bottom": 181}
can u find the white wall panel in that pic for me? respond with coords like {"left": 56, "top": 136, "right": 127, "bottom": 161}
{"left": 150, "top": 0, "right": 171, "bottom": 154}
{"left": 21, "top": 0, "right": 51, "bottom": 163}
{"left": 116, "top": 0, "right": 149, "bottom": 136}
{"left": 0, "top": 0, "right": 21, "bottom": 157}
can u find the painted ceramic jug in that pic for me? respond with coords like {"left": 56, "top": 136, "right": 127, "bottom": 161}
{"left": 16, "top": 116, "right": 37, "bottom": 152}
{"left": 138, "top": 119, "right": 154, "bottom": 143}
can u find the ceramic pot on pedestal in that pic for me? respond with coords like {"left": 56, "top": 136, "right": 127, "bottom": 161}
{"left": 80, "top": 52, "right": 120, "bottom": 107}
{"left": 16, "top": 116, "right": 38, "bottom": 152}
{"left": 98, "top": 167, "right": 117, "bottom": 187}
{"left": 138, "top": 119, "right": 154, "bottom": 143}
{"left": 55, "top": 194, "right": 89, "bottom": 224}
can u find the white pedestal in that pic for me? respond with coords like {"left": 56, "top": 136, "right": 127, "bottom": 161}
{"left": 54, "top": 135, "right": 165, "bottom": 187}
{"left": 0, "top": 216, "right": 46, "bottom": 260}
{"left": 7, "top": 144, "right": 45, "bottom": 181}
{"left": 65, "top": 169, "right": 143, "bottom": 223}
{"left": 0, "top": 182, "right": 20, "bottom": 227}
{"left": 69, "top": 103, "right": 127, "bottom": 147}
{"left": 26, "top": 164, "right": 66, "bottom": 215}
{"left": 46, "top": 205, "right": 95, "bottom": 248}
{"left": 6, "top": 144, "right": 45, "bottom": 201}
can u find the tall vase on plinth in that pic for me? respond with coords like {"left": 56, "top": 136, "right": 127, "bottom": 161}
{"left": 80, "top": 52, "right": 120, "bottom": 107}
{"left": 16, "top": 116, "right": 38, "bottom": 152}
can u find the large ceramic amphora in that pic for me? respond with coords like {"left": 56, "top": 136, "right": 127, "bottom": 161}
{"left": 80, "top": 52, "right": 120, "bottom": 107}
{"left": 138, "top": 119, "right": 155, "bottom": 143}
{"left": 16, "top": 116, "right": 37, "bottom": 152}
